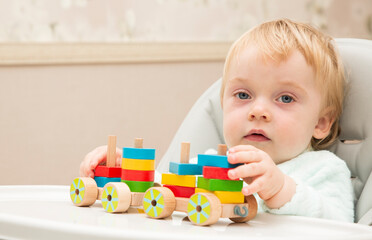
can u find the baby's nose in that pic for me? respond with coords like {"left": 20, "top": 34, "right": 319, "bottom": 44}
{"left": 248, "top": 104, "right": 271, "bottom": 122}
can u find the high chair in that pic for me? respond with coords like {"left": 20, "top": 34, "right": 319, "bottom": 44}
{"left": 158, "top": 38, "right": 372, "bottom": 225}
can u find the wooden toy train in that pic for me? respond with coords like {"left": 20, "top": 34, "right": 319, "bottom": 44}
{"left": 70, "top": 136, "right": 257, "bottom": 226}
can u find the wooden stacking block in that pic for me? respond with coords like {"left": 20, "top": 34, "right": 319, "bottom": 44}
{"left": 163, "top": 184, "right": 195, "bottom": 198}
{"left": 122, "top": 147, "right": 155, "bottom": 160}
{"left": 169, "top": 162, "right": 203, "bottom": 175}
{"left": 161, "top": 173, "right": 196, "bottom": 188}
{"left": 121, "top": 180, "right": 154, "bottom": 192}
{"left": 197, "top": 176, "right": 243, "bottom": 192}
{"left": 121, "top": 169, "right": 154, "bottom": 182}
{"left": 95, "top": 166, "right": 122, "bottom": 178}
{"left": 195, "top": 188, "right": 244, "bottom": 204}
{"left": 122, "top": 158, "right": 155, "bottom": 171}
{"left": 94, "top": 176, "right": 121, "bottom": 188}
{"left": 215, "top": 191, "right": 244, "bottom": 204}
{"left": 198, "top": 154, "right": 241, "bottom": 168}
{"left": 203, "top": 166, "right": 238, "bottom": 180}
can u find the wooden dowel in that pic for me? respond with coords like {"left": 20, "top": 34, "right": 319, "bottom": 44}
{"left": 130, "top": 192, "right": 145, "bottom": 206}
{"left": 175, "top": 197, "right": 188, "bottom": 213}
{"left": 218, "top": 144, "right": 227, "bottom": 156}
{"left": 180, "top": 142, "right": 190, "bottom": 163}
{"left": 134, "top": 138, "right": 143, "bottom": 148}
{"left": 107, "top": 135, "right": 117, "bottom": 167}
{"left": 97, "top": 187, "right": 103, "bottom": 200}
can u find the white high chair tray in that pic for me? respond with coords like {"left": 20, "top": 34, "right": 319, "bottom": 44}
{"left": 0, "top": 185, "right": 371, "bottom": 240}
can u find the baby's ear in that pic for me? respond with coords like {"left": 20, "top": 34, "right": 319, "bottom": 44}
{"left": 313, "top": 107, "right": 334, "bottom": 139}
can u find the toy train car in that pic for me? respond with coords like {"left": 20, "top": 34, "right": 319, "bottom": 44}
{"left": 69, "top": 137, "right": 257, "bottom": 226}
{"left": 70, "top": 137, "right": 154, "bottom": 212}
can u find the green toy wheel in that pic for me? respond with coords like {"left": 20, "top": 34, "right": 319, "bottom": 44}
{"left": 187, "top": 193, "right": 221, "bottom": 226}
{"left": 143, "top": 187, "right": 175, "bottom": 219}
{"left": 101, "top": 182, "right": 131, "bottom": 213}
{"left": 70, "top": 177, "right": 98, "bottom": 207}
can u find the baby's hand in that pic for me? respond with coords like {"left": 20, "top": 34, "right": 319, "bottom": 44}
{"left": 79, "top": 146, "right": 122, "bottom": 178}
{"left": 227, "top": 145, "right": 295, "bottom": 208}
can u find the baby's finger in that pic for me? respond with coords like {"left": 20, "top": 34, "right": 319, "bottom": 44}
{"left": 241, "top": 178, "right": 265, "bottom": 196}
{"left": 80, "top": 161, "right": 94, "bottom": 178}
{"left": 89, "top": 146, "right": 108, "bottom": 169}
{"left": 86, "top": 169, "right": 94, "bottom": 178}
{"left": 228, "top": 162, "right": 265, "bottom": 180}
{"left": 228, "top": 145, "right": 259, "bottom": 154}
{"left": 228, "top": 150, "right": 263, "bottom": 164}
{"left": 115, "top": 147, "right": 123, "bottom": 167}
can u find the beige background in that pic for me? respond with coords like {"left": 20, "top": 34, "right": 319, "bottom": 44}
{"left": 0, "top": 45, "right": 225, "bottom": 185}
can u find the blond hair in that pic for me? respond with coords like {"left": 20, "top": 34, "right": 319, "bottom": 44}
{"left": 221, "top": 19, "right": 345, "bottom": 150}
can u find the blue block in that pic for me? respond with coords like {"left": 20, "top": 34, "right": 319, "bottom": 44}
{"left": 169, "top": 162, "right": 203, "bottom": 175}
{"left": 94, "top": 176, "right": 121, "bottom": 188}
{"left": 197, "top": 154, "right": 242, "bottom": 168}
{"left": 122, "top": 147, "right": 155, "bottom": 160}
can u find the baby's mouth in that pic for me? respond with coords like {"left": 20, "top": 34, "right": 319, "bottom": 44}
{"left": 244, "top": 130, "right": 270, "bottom": 142}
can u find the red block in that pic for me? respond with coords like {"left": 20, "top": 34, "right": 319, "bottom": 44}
{"left": 121, "top": 169, "right": 154, "bottom": 182}
{"left": 94, "top": 166, "right": 122, "bottom": 178}
{"left": 203, "top": 166, "right": 238, "bottom": 180}
{"left": 163, "top": 184, "right": 195, "bottom": 198}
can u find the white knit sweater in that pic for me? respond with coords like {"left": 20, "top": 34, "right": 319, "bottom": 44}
{"left": 259, "top": 150, "right": 354, "bottom": 222}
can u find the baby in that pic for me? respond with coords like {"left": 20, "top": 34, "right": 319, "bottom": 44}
{"left": 80, "top": 19, "right": 354, "bottom": 222}
{"left": 222, "top": 19, "right": 353, "bottom": 221}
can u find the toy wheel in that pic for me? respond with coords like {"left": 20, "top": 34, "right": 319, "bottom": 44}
{"left": 143, "top": 187, "right": 175, "bottom": 219}
{"left": 101, "top": 182, "right": 131, "bottom": 213}
{"left": 70, "top": 177, "right": 98, "bottom": 207}
{"left": 229, "top": 195, "right": 258, "bottom": 223}
{"left": 187, "top": 193, "right": 221, "bottom": 226}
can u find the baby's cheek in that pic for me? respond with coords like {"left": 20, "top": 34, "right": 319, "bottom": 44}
{"left": 278, "top": 123, "right": 311, "bottom": 157}
{"left": 223, "top": 125, "right": 234, "bottom": 147}
{"left": 223, "top": 117, "right": 239, "bottom": 147}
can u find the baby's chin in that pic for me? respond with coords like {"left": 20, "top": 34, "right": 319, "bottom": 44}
{"left": 272, "top": 157, "right": 289, "bottom": 165}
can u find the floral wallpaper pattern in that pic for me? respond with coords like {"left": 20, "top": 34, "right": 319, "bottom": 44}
{"left": 0, "top": 0, "right": 371, "bottom": 42}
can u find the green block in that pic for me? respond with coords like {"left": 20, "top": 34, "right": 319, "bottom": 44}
{"left": 197, "top": 176, "right": 243, "bottom": 191}
{"left": 121, "top": 180, "right": 154, "bottom": 192}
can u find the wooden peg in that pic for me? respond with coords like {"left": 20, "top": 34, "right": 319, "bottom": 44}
{"left": 107, "top": 135, "right": 117, "bottom": 167}
{"left": 134, "top": 138, "right": 143, "bottom": 148}
{"left": 180, "top": 142, "right": 190, "bottom": 163}
{"left": 217, "top": 144, "right": 227, "bottom": 156}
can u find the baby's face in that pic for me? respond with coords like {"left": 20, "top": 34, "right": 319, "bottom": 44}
{"left": 222, "top": 47, "right": 323, "bottom": 164}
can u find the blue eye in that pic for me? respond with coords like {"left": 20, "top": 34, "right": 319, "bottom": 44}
{"left": 278, "top": 95, "right": 293, "bottom": 103}
{"left": 236, "top": 92, "right": 250, "bottom": 100}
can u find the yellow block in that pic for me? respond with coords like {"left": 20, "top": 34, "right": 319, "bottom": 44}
{"left": 195, "top": 188, "right": 244, "bottom": 204}
{"left": 122, "top": 158, "right": 155, "bottom": 171}
{"left": 161, "top": 173, "right": 196, "bottom": 188}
